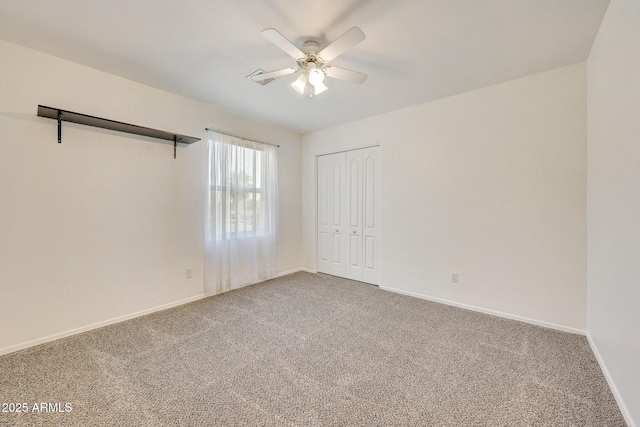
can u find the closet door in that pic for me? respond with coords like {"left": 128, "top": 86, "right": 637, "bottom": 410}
{"left": 317, "top": 147, "right": 379, "bottom": 285}
{"left": 329, "top": 153, "right": 347, "bottom": 277}
{"left": 317, "top": 154, "right": 332, "bottom": 274}
{"left": 317, "top": 152, "right": 347, "bottom": 276}
{"left": 346, "top": 149, "right": 363, "bottom": 281}
{"left": 361, "top": 146, "right": 380, "bottom": 285}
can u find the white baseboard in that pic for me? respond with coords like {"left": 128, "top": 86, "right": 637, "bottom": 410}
{"left": 275, "top": 267, "right": 316, "bottom": 277}
{"left": 587, "top": 334, "right": 636, "bottom": 427}
{"left": 201, "top": 268, "right": 317, "bottom": 298}
{"left": 0, "top": 293, "right": 208, "bottom": 357}
{"left": 380, "top": 285, "right": 586, "bottom": 335}
{"left": 275, "top": 267, "right": 303, "bottom": 277}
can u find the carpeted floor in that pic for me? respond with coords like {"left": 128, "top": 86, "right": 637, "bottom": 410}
{"left": 0, "top": 272, "right": 626, "bottom": 426}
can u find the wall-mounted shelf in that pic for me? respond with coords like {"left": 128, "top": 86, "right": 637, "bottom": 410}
{"left": 37, "top": 105, "right": 200, "bottom": 159}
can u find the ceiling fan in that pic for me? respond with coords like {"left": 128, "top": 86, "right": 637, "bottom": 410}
{"left": 247, "top": 27, "right": 368, "bottom": 98}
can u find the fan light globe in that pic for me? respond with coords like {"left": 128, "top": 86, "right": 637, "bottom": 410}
{"left": 291, "top": 74, "right": 307, "bottom": 94}
{"left": 308, "top": 68, "right": 325, "bottom": 86}
{"left": 313, "top": 81, "right": 328, "bottom": 95}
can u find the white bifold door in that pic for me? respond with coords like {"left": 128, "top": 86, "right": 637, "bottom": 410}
{"left": 317, "top": 146, "right": 380, "bottom": 285}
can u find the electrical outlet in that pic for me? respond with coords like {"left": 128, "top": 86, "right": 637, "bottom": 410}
{"left": 186, "top": 268, "right": 193, "bottom": 279}
{"left": 451, "top": 272, "right": 459, "bottom": 283}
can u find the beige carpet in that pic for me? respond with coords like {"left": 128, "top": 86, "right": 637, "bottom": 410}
{"left": 0, "top": 272, "right": 626, "bottom": 426}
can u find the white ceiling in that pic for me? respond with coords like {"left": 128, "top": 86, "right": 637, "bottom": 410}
{"left": 0, "top": 0, "right": 610, "bottom": 134}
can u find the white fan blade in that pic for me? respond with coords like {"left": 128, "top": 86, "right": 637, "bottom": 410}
{"left": 248, "top": 67, "right": 298, "bottom": 81}
{"left": 317, "top": 27, "right": 365, "bottom": 62}
{"left": 324, "top": 66, "right": 368, "bottom": 84}
{"left": 261, "top": 28, "right": 306, "bottom": 59}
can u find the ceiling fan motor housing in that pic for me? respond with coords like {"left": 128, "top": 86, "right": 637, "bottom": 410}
{"left": 298, "top": 41, "right": 325, "bottom": 72}
{"left": 301, "top": 40, "right": 319, "bottom": 54}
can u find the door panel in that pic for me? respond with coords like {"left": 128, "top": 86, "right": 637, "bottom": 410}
{"left": 332, "top": 233, "right": 341, "bottom": 261}
{"left": 317, "top": 155, "right": 332, "bottom": 274}
{"left": 362, "top": 147, "right": 380, "bottom": 285}
{"left": 319, "top": 163, "right": 330, "bottom": 228}
{"left": 346, "top": 150, "right": 363, "bottom": 281}
{"left": 319, "top": 232, "right": 330, "bottom": 263}
{"left": 349, "top": 157, "right": 360, "bottom": 227}
{"left": 350, "top": 235, "right": 360, "bottom": 267}
{"left": 332, "top": 160, "right": 342, "bottom": 226}
{"left": 365, "top": 155, "right": 376, "bottom": 229}
{"left": 364, "top": 236, "right": 375, "bottom": 270}
{"left": 330, "top": 154, "right": 347, "bottom": 277}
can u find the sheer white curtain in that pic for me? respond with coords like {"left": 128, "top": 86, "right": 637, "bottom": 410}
{"left": 205, "top": 131, "right": 278, "bottom": 294}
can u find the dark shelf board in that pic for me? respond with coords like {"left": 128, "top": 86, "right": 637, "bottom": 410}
{"left": 37, "top": 105, "right": 200, "bottom": 144}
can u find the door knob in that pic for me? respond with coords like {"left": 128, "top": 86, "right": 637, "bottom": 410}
{"left": 352, "top": 230, "right": 357, "bottom": 233}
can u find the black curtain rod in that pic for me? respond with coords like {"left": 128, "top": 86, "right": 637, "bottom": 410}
{"left": 205, "top": 128, "right": 280, "bottom": 148}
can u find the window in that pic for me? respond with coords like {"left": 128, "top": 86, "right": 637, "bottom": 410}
{"left": 210, "top": 144, "right": 265, "bottom": 239}
{"left": 205, "top": 131, "right": 278, "bottom": 293}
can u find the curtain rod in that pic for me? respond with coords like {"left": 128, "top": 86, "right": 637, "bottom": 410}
{"left": 205, "top": 128, "right": 280, "bottom": 148}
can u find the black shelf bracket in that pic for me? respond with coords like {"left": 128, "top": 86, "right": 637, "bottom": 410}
{"left": 37, "top": 105, "right": 201, "bottom": 158}
{"left": 57, "top": 110, "right": 63, "bottom": 144}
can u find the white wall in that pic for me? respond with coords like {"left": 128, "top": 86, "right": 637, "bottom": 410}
{"left": 302, "top": 63, "right": 587, "bottom": 332}
{"left": 0, "top": 39, "right": 302, "bottom": 354}
{"left": 587, "top": 0, "right": 640, "bottom": 424}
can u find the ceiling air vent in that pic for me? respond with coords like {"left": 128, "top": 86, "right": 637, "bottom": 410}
{"left": 246, "top": 69, "right": 276, "bottom": 86}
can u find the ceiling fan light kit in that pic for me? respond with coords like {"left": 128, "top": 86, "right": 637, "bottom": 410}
{"left": 247, "top": 27, "right": 367, "bottom": 99}
{"left": 291, "top": 62, "right": 327, "bottom": 99}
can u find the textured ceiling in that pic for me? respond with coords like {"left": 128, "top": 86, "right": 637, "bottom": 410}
{"left": 0, "top": 0, "right": 610, "bottom": 133}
